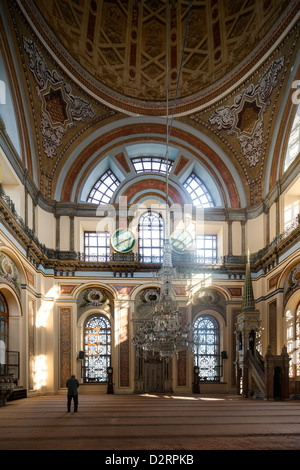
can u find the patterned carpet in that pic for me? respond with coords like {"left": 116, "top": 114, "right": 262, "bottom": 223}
{"left": 1, "top": 393, "right": 300, "bottom": 452}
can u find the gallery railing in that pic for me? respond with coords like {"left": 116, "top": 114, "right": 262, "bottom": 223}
{"left": 0, "top": 183, "right": 299, "bottom": 274}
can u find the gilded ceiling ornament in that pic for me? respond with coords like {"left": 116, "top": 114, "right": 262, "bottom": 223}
{"left": 208, "top": 57, "right": 285, "bottom": 167}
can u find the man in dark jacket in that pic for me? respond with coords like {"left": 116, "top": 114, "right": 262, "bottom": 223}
{"left": 66, "top": 374, "right": 80, "bottom": 412}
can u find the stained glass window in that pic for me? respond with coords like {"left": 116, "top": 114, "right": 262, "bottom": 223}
{"left": 0, "top": 292, "right": 8, "bottom": 375}
{"left": 194, "top": 315, "right": 220, "bottom": 381}
{"left": 87, "top": 170, "right": 120, "bottom": 204}
{"left": 139, "top": 211, "right": 164, "bottom": 263}
{"left": 131, "top": 157, "right": 173, "bottom": 174}
{"left": 84, "top": 315, "right": 111, "bottom": 383}
{"left": 183, "top": 173, "right": 214, "bottom": 207}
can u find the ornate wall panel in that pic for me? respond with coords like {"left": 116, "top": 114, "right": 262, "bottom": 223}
{"left": 119, "top": 306, "right": 129, "bottom": 387}
{"left": 28, "top": 297, "right": 35, "bottom": 391}
{"left": 59, "top": 306, "right": 72, "bottom": 388}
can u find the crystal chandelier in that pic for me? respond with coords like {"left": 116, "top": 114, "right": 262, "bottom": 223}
{"left": 132, "top": 239, "right": 193, "bottom": 360}
{"left": 132, "top": 1, "right": 193, "bottom": 360}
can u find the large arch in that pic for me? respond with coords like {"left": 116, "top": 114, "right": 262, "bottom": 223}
{"left": 56, "top": 120, "right": 245, "bottom": 208}
{"left": 266, "top": 60, "right": 300, "bottom": 193}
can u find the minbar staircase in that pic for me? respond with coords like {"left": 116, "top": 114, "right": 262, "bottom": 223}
{"left": 246, "top": 346, "right": 290, "bottom": 400}
{"left": 247, "top": 349, "right": 265, "bottom": 397}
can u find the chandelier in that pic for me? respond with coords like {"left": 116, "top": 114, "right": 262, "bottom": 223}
{"left": 132, "top": 1, "right": 194, "bottom": 360}
{"left": 132, "top": 239, "right": 193, "bottom": 360}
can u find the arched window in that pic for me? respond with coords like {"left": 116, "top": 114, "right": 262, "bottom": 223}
{"left": 83, "top": 315, "right": 111, "bottom": 383}
{"left": 286, "top": 303, "right": 300, "bottom": 378}
{"left": 183, "top": 173, "right": 214, "bottom": 208}
{"left": 87, "top": 170, "right": 120, "bottom": 204}
{"left": 284, "top": 103, "right": 300, "bottom": 172}
{"left": 194, "top": 315, "right": 220, "bottom": 381}
{"left": 0, "top": 292, "right": 8, "bottom": 375}
{"left": 139, "top": 211, "right": 164, "bottom": 263}
{"left": 132, "top": 156, "right": 173, "bottom": 174}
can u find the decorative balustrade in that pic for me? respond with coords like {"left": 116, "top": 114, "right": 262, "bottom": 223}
{"left": 0, "top": 183, "right": 299, "bottom": 275}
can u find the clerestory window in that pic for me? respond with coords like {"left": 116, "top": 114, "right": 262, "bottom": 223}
{"left": 87, "top": 170, "right": 120, "bottom": 204}
{"left": 131, "top": 156, "right": 173, "bottom": 174}
{"left": 84, "top": 232, "right": 110, "bottom": 262}
{"left": 139, "top": 211, "right": 164, "bottom": 263}
{"left": 195, "top": 235, "right": 217, "bottom": 264}
{"left": 183, "top": 173, "right": 214, "bottom": 208}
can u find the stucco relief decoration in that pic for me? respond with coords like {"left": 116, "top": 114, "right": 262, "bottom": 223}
{"left": 208, "top": 57, "right": 285, "bottom": 167}
{"left": 22, "top": 37, "right": 95, "bottom": 159}
{"left": 0, "top": 252, "right": 20, "bottom": 297}
{"left": 79, "top": 289, "right": 108, "bottom": 310}
{"left": 134, "top": 288, "right": 160, "bottom": 320}
{"left": 284, "top": 264, "right": 300, "bottom": 305}
{"left": 192, "top": 288, "right": 226, "bottom": 321}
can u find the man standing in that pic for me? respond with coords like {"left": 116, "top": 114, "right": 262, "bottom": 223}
{"left": 66, "top": 374, "right": 79, "bottom": 412}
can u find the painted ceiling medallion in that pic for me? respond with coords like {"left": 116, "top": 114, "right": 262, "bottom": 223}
{"left": 235, "top": 99, "right": 263, "bottom": 136}
{"left": 40, "top": 83, "right": 72, "bottom": 130}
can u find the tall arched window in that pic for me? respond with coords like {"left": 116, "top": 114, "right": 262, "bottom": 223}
{"left": 0, "top": 292, "right": 8, "bottom": 375}
{"left": 83, "top": 315, "right": 111, "bottom": 383}
{"left": 194, "top": 315, "right": 220, "bottom": 381}
{"left": 138, "top": 211, "right": 164, "bottom": 263}
{"left": 284, "top": 103, "right": 300, "bottom": 172}
{"left": 286, "top": 303, "right": 300, "bottom": 378}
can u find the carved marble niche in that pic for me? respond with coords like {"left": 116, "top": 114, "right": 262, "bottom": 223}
{"left": 192, "top": 288, "right": 227, "bottom": 323}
